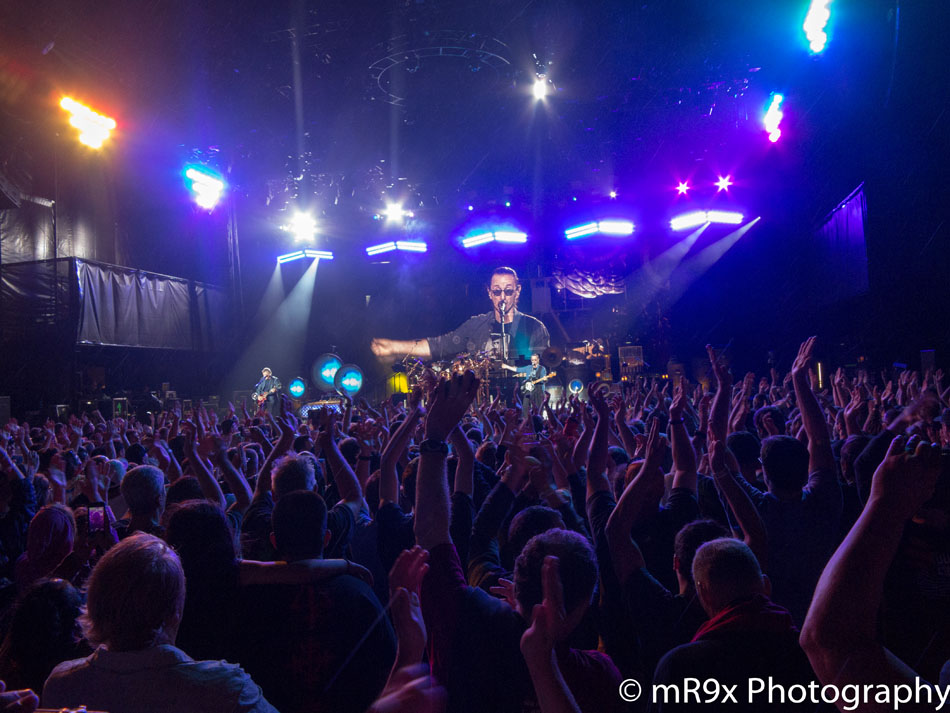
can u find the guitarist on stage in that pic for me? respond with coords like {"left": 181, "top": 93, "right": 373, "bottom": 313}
{"left": 253, "top": 367, "right": 282, "bottom": 417}
{"left": 501, "top": 353, "right": 549, "bottom": 412}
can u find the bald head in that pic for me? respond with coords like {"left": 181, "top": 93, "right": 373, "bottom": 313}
{"left": 692, "top": 538, "right": 767, "bottom": 617}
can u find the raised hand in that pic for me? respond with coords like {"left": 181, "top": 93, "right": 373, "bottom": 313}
{"left": 425, "top": 372, "right": 480, "bottom": 442}
{"left": 792, "top": 336, "right": 817, "bottom": 378}
{"left": 520, "top": 556, "right": 568, "bottom": 659}
{"left": 869, "top": 435, "right": 942, "bottom": 520}
{"left": 389, "top": 546, "right": 430, "bottom": 665}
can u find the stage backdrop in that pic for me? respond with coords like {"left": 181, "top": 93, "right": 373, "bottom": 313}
{"left": 1, "top": 258, "right": 229, "bottom": 351}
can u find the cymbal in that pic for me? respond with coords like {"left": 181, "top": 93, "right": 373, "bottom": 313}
{"left": 541, "top": 346, "right": 563, "bottom": 369}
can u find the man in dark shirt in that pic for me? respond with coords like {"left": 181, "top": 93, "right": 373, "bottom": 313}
{"left": 371, "top": 266, "right": 550, "bottom": 362}
{"left": 240, "top": 490, "right": 395, "bottom": 713}
{"left": 252, "top": 368, "right": 282, "bottom": 417}
{"left": 651, "top": 538, "right": 816, "bottom": 712}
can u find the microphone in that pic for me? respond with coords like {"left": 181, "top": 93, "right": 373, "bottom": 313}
{"left": 498, "top": 301, "right": 507, "bottom": 314}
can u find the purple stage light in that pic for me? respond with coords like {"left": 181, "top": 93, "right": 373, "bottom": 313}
{"left": 764, "top": 94, "right": 784, "bottom": 142}
{"left": 676, "top": 182, "right": 690, "bottom": 195}
{"left": 715, "top": 176, "right": 733, "bottom": 192}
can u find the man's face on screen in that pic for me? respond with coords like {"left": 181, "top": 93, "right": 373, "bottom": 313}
{"left": 488, "top": 273, "right": 520, "bottom": 316}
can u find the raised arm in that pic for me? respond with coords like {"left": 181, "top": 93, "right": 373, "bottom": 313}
{"left": 379, "top": 406, "right": 423, "bottom": 507}
{"left": 708, "top": 439, "right": 768, "bottom": 570}
{"left": 414, "top": 372, "right": 479, "bottom": 550}
{"left": 791, "top": 336, "right": 835, "bottom": 474}
{"left": 586, "top": 383, "right": 612, "bottom": 498}
{"left": 317, "top": 409, "right": 364, "bottom": 517}
{"left": 668, "top": 379, "right": 697, "bottom": 494}
{"left": 800, "top": 436, "right": 942, "bottom": 711}
{"left": 706, "top": 344, "right": 733, "bottom": 444}
{"left": 605, "top": 418, "right": 668, "bottom": 584}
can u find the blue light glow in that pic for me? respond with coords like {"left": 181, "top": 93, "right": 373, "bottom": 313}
{"left": 184, "top": 165, "right": 225, "bottom": 210}
{"left": 803, "top": 0, "right": 832, "bottom": 53}
{"left": 564, "top": 220, "right": 634, "bottom": 239}
{"left": 764, "top": 94, "right": 785, "bottom": 142}
{"left": 288, "top": 378, "right": 306, "bottom": 398}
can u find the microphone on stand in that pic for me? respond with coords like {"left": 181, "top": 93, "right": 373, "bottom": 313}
{"left": 498, "top": 301, "right": 508, "bottom": 314}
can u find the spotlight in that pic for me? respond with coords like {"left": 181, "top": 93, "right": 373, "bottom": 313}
{"left": 609, "top": 190, "right": 617, "bottom": 199}
{"left": 288, "top": 377, "right": 307, "bottom": 399}
{"left": 676, "top": 182, "right": 690, "bottom": 195}
{"left": 461, "top": 232, "right": 495, "bottom": 248}
{"left": 492, "top": 231, "right": 528, "bottom": 243}
{"left": 304, "top": 249, "right": 333, "bottom": 260}
{"left": 395, "top": 240, "right": 427, "bottom": 253}
{"left": 764, "top": 93, "right": 784, "bottom": 142}
{"left": 504, "top": 201, "right": 511, "bottom": 207}
{"left": 312, "top": 353, "right": 343, "bottom": 392}
{"left": 184, "top": 166, "right": 225, "bottom": 210}
{"left": 596, "top": 220, "right": 635, "bottom": 236}
{"left": 670, "top": 211, "right": 710, "bottom": 231}
{"left": 59, "top": 97, "right": 116, "bottom": 149}
{"left": 383, "top": 203, "right": 413, "bottom": 223}
{"left": 277, "top": 249, "right": 333, "bottom": 264}
{"left": 461, "top": 230, "right": 528, "bottom": 248}
{"left": 670, "top": 210, "right": 744, "bottom": 231}
{"left": 366, "top": 241, "right": 397, "bottom": 256}
{"left": 467, "top": 205, "right": 474, "bottom": 211}
{"left": 705, "top": 210, "right": 744, "bottom": 225}
{"left": 284, "top": 212, "right": 317, "bottom": 242}
{"left": 564, "top": 220, "right": 634, "bottom": 240}
{"left": 334, "top": 363, "right": 364, "bottom": 396}
{"left": 533, "top": 77, "right": 548, "bottom": 101}
{"left": 715, "top": 176, "right": 733, "bottom": 192}
{"left": 277, "top": 250, "right": 307, "bottom": 264}
{"left": 803, "top": 0, "right": 832, "bottom": 53}
{"left": 568, "top": 379, "right": 584, "bottom": 395}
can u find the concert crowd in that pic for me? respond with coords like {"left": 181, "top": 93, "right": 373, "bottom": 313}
{"left": 0, "top": 337, "right": 948, "bottom": 712}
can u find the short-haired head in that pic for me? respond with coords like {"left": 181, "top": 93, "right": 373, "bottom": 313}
{"left": 120, "top": 465, "right": 165, "bottom": 517}
{"left": 514, "top": 529, "right": 597, "bottom": 619}
{"left": 673, "top": 519, "right": 730, "bottom": 586}
{"left": 760, "top": 435, "right": 809, "bottom": 494}
{"left": 692, "top": 538, "right": 767, "bottom": 617}
{"left": 272, "top": 453, "right": 316, "bottom": 501}
{"left": 508, "top": 506, "right": 565, "bottom": 563}
{"left": 271, "top": 490, "right": 329, "bottom": 560}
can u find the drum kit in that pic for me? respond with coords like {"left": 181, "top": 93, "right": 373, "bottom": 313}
{"left": 393, "top": 343, "right": 587, "bottom": 404}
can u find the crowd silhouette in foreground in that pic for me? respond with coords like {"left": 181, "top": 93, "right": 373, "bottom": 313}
{"left": 1, "top": 336, "right": 948, "bottom": 712}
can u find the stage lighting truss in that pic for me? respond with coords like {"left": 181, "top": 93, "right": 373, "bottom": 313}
{"left": 461, "top": 230, "right": 528, "bottom": 248}
{"left": 368, "top": 31, "right": 511, "bottom": 106}
{"left": 277, "top": 249, "right": 334, "bottom": 264}
{"left": 184, "top": 166, "right": 226, "bottom": 210}
{"left": 564, "top": 220, "right": 635, "bottom": 240}
{"left": 670, "top": 210, "right": 744, "bottom": 231}
{"left": 60, "top": 97, "right": 116, "bottom": 149}
{"left": 365, "top": 241, "right": 427, "bottom": 256}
